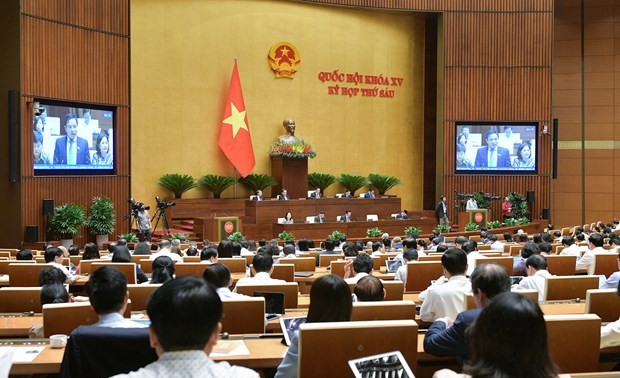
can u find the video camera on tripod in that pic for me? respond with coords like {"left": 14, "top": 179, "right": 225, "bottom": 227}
{"left": 128, "top": 198, "right": 150, "bottom": 214}
{"left": 155, "top": 196, "right": 176, "bottom": 210}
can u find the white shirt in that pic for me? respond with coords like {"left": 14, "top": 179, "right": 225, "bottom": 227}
{"left": 216, "top": 287, "right": 248, "bottom": 300}
{"left": 466, "top": 251, "right": 483, "bottom": 276}
{"left": 419, "top": 275, "right": 471, "bottom": 322}
{"left": 345, "top": 272, "right": 369, "bottom": 284}
{"left": 93, "top": 313, "right": 147, "bottom": 328}
{"left": 490, "top": 240, "right": 504, "bottom": 251}
{"left": 51, "top": 262, "right": 74, "bottom": 284}
{"left": 466, "top": 199, "right": 477, "bottom": 210}
{"left": 149, "top": 249, "right": 183, "bottom": 263}
{"left": 513, "top": 269, "right": 552, "bottom": 301}
{"left": 234, "top": 272, "right": 286, "bottom": 291}
{"left": 576, "top": 247, "right": 609, "bottom": 275}
{"left": 395, "top": 264, "right": 408, "bottom": 283}
{"left": 560, "top": 244, "right": 581, "bottom": 257}
{"left": 111, "top": 350, "right": 259, "bottom": 378}
{"left": 601, "top": 317, "right": 620, "bottom": 349}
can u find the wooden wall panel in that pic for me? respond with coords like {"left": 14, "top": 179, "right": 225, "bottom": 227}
{"left": 21, "top": 0, "right": 129, "bottom": 35}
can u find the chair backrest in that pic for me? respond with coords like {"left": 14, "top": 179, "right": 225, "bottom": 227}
{"left": 546, "top": 254, "right": 578, "bottom": 276}
{"left": 336, "top": 193, "right": 344, "bottom": 198}
{"left": 243, "top": 254, "right": 255, "bottom": 265}
{"left": 479, "top": 251, "right": 502, "bottom": 257}
{"left": 0, "top": 287, "right": 43, "bottom": 312}
{"left": 78, "top": 259, "right": 106, "bottom": 275}
{"left": 405, "top": 261, "right": 443, "bottom": 292}
{"left": 218, "top": 258, "right": 246, "bottom": 273}
{"left": 60, "top": 325, "right": 157, "bottom": 378}
{"left": 593, "top": 253, "right": 618, "bottom": 277}
{"left": 318, "top": 254, "right": 343, "bottom": 267}
{"left": 235, "top": 282, "right": 299, "bottom": 309}
{"left": 270, "top": 264, "right": 295, "bottom": 282}
{"left": 475, "top": 256, "right": 514, "bottom": 275}
{"left": 221, "top": 297, "right": 265, "bottom": 334}
{"left": 174, "top": 263, "right": 209, "bottom": 278}
{"left": 138, "top": 259, "right": 153, "bottom": 274}
{"left": 305, "top": 216, "right": 315, "bottom": 223}
{"left": 278, "top": 257, "right": 315, "bottom": 272}
{"left": 330, "top": 260, "right": 346, "bottom": 277}
{"left": 477, "top": 244, "right": 491, "bottom": 251}
{"left": 9, "top": 263, "right": 53, "bottom": 286}
{"left": 418, "top": 255, "right": 443, "bottom": 261}
{"left": 348, "top": 280, "right": 404, "bottom": 301}
{"left": 545, "top": 314, "right": 601, "bottom": 373}
{"left": 36, "top": 257, "right": 70, "bottom": 266}
{"left": 69, "top": 256, "right": 82, "bottom": 266}
{"left": 298, "top": 320, "right": 418, "bottom": 378}
{"left": 127, "top": 284, "right": 161, "bottom": 311}
{"left": 43, "top": 300, "right": 132, "bottom": 337}
{"left": 350, "top": 300, "right": 416, "bottom": 321}
{"left": 366, "top": 214, "right": 378, "bottom": 221}
{"left": 277, "top": 217, "right": 286, "bottom": 224}
{"left": 130, "top": 255, "right": 146, "bottom": 264}
{"left": 585, "top": 288, "right": 620, "bottom": 322}
{"left": 544, "top": 275, "right": 600, "bottom": 301}
{"left": 509, "top": 245, "right": 523, "bottom": 256}
{"left": 0, "top": 251, "right": 11, "bottom": 259}
{"left": 0, "top": 259, "right": 35, "bottom": 275}
{"left": 336, "top": 215, "right": 342, "bottom": 222}
{"left": 464, "top": 290, "right": 538, "bottom": 310}
{"left": 183, "top": 256, "right": 200, "bottom": 262}
{"left": 91, "top": 262, "right": 137, "bottom": 284}
{"left": 469, "top": 235, "right": 481, "bottom": 242}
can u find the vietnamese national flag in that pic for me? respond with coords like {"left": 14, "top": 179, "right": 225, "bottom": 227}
{"left": 218, "top": 61, "right": 255, "bottom": 177}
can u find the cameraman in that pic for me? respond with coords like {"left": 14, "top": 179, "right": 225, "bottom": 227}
{"left": 136, "top": 203, "right": 152, "bottom": 242}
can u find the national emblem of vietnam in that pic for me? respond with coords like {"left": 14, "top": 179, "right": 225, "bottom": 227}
{"left": 268, "top": 42, "right": 301, "bottom": 78}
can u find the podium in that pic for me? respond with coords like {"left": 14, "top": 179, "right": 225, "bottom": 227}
{"left": 194, "top": 216, "right": 242, "bottom": 241}
{"left": 458, "top": 209, "right": 490, "bottom": 230}
{"left": 271, "top": 156, "right": 308, "bottom": 200}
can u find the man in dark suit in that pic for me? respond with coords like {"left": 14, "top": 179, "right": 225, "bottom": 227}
{"left": 343, "top": 189, "right": 352, "bottom": 198}
{"left": 254, "top": 190, "right": 264, "bottom": 201}
{"left": 340, "top": 210, "right": 352, "bottom": 222}
{"left": 314, "top": 211, "right": 326, "bottom": 223}
{"left": 423, "top": 263, "right": 511, "bottom": 366}
{"left": 396, "top": 210, "right": 408, "bottom": 219}
{"left": 53, "top": 113, "right": 91, "bottom": 165}
{"left": 364, "top": 188, "right": 376, "bottom": 198}
{"left": 474, "top": 129, "right": 512, "bottom": 168}
{"left": 310, "top": 187, "right": 322, "bottom": 199}
{"left": 278, "top": 189, "right": 289, "bottom": 201}
{"left": 435, "top": 196, "right": 449, "bottom": 226}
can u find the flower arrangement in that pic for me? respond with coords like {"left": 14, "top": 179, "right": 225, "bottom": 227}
{"left": 269, "top": 141, "right": 317, "bottom": 158}
{"left": 367, "top": 227, "right": 383, "bottom": 237}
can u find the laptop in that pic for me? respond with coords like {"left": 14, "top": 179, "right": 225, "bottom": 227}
{"left": 349, "top": 351, "right": 415, "bottom": 378}
{"left": 253, "top": 291, "right": 285, "bottom": 320}
{"left": 510, "top": 276, "right": 524, "bottom": 285}
{"left": 279, "top": 316, "right": 307, "bottom": 346}
{"left": 385, "top": 259, "right": 403, "bottom": 273}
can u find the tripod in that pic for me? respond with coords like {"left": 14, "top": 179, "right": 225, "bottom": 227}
{"left": 151, "top": 206, "right": 171, "bottom": 237}
{"left": 122, "top": 208, "right": 139, "bottom": 234}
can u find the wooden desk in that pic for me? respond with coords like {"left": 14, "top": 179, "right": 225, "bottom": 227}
{"left": 10, "top": 344, "right": 65, "bottom": 375}
{"left": 272, "top": 219, "right": 436, "bottom": 240}
{"left": 0, "top": 274, "right": 88, "bottom": 288}
{"left": 0, "top": 316, "right": 41, "bottom": 337}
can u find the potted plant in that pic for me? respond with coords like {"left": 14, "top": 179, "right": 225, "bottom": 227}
{"left": 330, "top": 230, "right": 346, "bottom": 240}
{"left": 86, "top": 197, "right": 116, "bottom": 248}
{"left": 464, "top": 222, "right": 480, "bottom": 231}
{"left": 367, "top": 227, "right": 383, "bottom": 238}
{"left": 158, "top": 173, "right": 197, "bottom": 199}
{"left": 518, "top": 217, "right": 530, "bottom": 225}
{"left": 436, "top": 224, "right": 451, "bottom": 233}
{"left": 171, "top": 233, "right": 188, "bottom": 243}
{"left": 308, "top": 173, "right": 337, "bottom": 193}
{"left": 337, "top": 174, "right": 369, "bottom": 196}
{"left": 198, "top": 174, "right": 236, "bottom": 199}
{"left": 118, "top": 233, "right": 138, "bottom": 243}
{"left": 368, "top": 174, "right": 401, "bottom": 195}
{"left": 487, "top": 220, "right": 502, "bottom": 229}
{"left": 404, "top": 226, "right": 422, "bottom": 238}
{"left": 278, "top": 231, "right": 295, "bottom": 242}
{"left": 238, "top": 173, "right": 277, "bottom": 193}
{"left": 504, "top": 218, "right": 518, "bottom": 227}
{"left": 50, "top": 203, "right": 86, "bottom": 247}
{"left": 507, "top": 192, "right": 529, "bottom": 219}
{"left": 227, "top": 231, "right": 245, "bottom": 242}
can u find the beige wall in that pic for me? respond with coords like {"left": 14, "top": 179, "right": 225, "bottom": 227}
{"left": 131, "top": 0, "right": 425, "bottom": 210}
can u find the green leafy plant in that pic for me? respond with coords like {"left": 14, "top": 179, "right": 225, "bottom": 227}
{"left": 507, "top": 192, "right": 529, "bottom": 219}
{"left": 518, "top": 217, "right": 530, "bottom": 225}
{"left": 487, "top": 220, "right": 502, "bottom": 229}
{"left": 330, "top": 230, "right": 346, "bottom": 240}
{"left": 404, "top": 226, "right": 422, "bottom": 238}
{"left": 504, "top": 218, "right": 518, "bottom": 227}
{"left": 308, "top": 173, "right": 337, "bottom": 192}
{"left": 171, "top": 233, "right": 188, "bottom": 242}
{"left": 86, "top": 197, "right": 115, "bottom": 236}
{"left": 474, "top": 192, "right": 490, "bottom": 209}
{"left": 198, "top": 174, "right": 236, "bottom": 199}
{"left": 278, "top": 231, "right": 295, "bottom": 241}
{"left": 465, "top": 223, "right": 480, "bottom": 231}
{"left": 227, "top": 231, "right": 245, "bottom": 242}
{"left": 238, "top": 173, "right": 277, "bottom": 193}
{"left": 368, "top": 174, "right": 401, "bottom": 195}
{"left": 50, "top": 203, "right": 87, "bottom": 238}
{"left": 158, "top": 173, "right": 197, "bottom": 199}
{"left": 436, "top": 225, "right": 451, "bottom": 233}
{"left": 337, "top": 174, "right": 369, "bottom": 195}
{"left": 118, "top": 233, "right": 138, "bottom": 243}
{"left": 367, "top": 227, "right": 383, "bottom": 237}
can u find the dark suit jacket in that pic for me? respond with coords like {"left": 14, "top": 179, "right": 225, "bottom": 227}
{"left": 435, "top": 201, "right": 447, "bottom": 218}
{"left": 53, "top": 136, "right": 91, "bottom": 165}
{"left": 340, "top": 215, "right": 352, "bottom": 222}
{"left": 278, "top": 195, "right": 289, "bottom": 200}
{"left": 364, "top": 192, "right": 375, "bottom": 198}
{"left": 314, "top": 216, "right": 325, "bottom": 223}
{"left": 396, "top": 214, "right": 408, "bottom": 219}
{"left": 423, "top": 308, "right": 481, "bottom": 367}
{"left": 310, "top": 192, "right": 321, "bottom": 199}
{"left": 343, "top": 194, "right": 352, "bottom": 198}
{"left": 474, "top": 146, "right": 511, "bottom": 168}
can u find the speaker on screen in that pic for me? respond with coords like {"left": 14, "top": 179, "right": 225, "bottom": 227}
{"left": 8, "top": 90, "right": 20, "bottom": 183}
{"left": 552, "top": 118, "right": 558, "bottom": 179}
{"left": 43, "top": 199, "right": 55, "bottom": 216}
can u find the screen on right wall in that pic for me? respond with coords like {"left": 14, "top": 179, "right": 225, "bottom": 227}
{"left": 455, "top": 122, "right": 538, "bottom": 174}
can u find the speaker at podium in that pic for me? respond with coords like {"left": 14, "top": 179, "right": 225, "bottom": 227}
{"left": 468, "top": 209, "right": 489, "bottom": 226}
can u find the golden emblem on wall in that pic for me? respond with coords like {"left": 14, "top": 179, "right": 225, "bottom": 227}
{"left": 268, "top": 42, "right": 301, "bottom": 79}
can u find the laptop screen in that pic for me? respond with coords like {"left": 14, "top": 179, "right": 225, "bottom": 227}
{"left": 385, "top": 259, "right": 402, "bottom": 273}
{"left": 253, "top": 291, "right": 285, "bottom": 315}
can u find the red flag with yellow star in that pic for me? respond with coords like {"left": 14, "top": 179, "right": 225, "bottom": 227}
{"left": 218, "top": 61, "right": 255, "bottom": 177}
